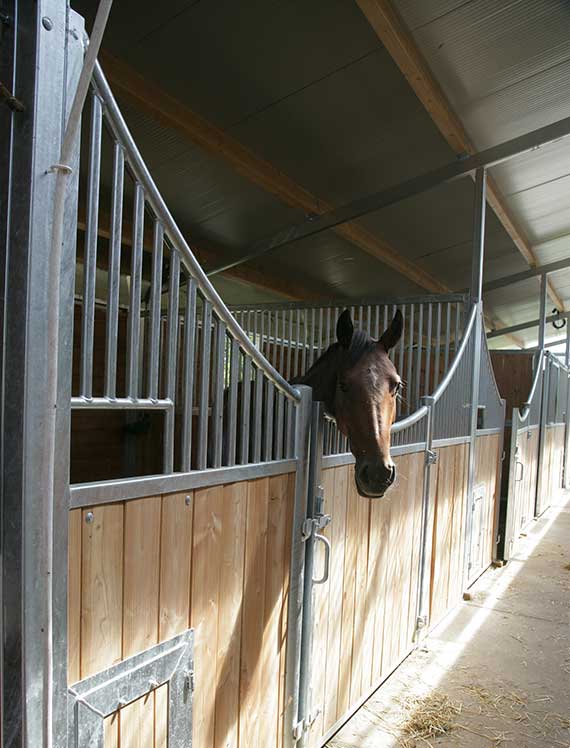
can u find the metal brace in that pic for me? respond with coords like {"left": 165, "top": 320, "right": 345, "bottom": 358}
{"left": 425, "top": 449, "right": 437, "bottom": 465}
{"left": 292, "top": 708, "right": 322, "bottom": 741}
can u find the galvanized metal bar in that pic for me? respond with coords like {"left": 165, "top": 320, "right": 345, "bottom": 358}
{"left": 227, "top": 338, "right": 240, "bottom": 467}
{"left": 163, "top": 251, "right": 180, "bottom": 472}
{"left": 434, "top": 303, "right": 442, "bottom": 389}
{"left": 253, "top": 365, "right": 264, "bottom": 463}
{"left": 126, "top": 182, "right": 145, "bottom": 398}
{"left": 415, "top": 397, "right": 435, "bottom": 635}
{"left": 463, "top": 168, "right": 486, "bottom": 587}
{"left": 406, "top": 305, "right": 414, "bottom": 415}
{"left": 326, "top": 307, "right": 332, "bottom": 349}
{"left": 374, "top": 305, "right": 381, "bottom": 339}
{"left": 317, "top": 308, "right": 324, "bottom": 357}
{"left": 486, "top": 310, "right": 570, "bottom": 339}
{"left": 264, "top": 381, "right": 275, "bottom": 461}
{"left": 284, "top": 386, "right": 312, "bottom": 747}
{"left": 80, "top": 92, "right": 102, "bottom": 399}
{"left": 415, "top": 303, "right": 423, "bottom": 408}
{"left": 197, "top": 301, "right": 212, "bottom": 470}
{"left": 538, "top": 273, "right": 548, "bottom": 352}
{"left": 296, "top": 399, "right": 325, "bottom": 748}
{"left": 424, "top": 304, "right": 432, "bottom": 395}
{"left": 301, "top": 310, "right": 308, "bottom": 375}
{"left": 444, "top": 302, "right": 451, "bottom": 371}
{"left": 281, "top": 309, "right": 287, "bottom": 375}
{"left": 294, "top": 309, "right": 301, "bottom": 377}
{"left": 240, "top": 357, "right": 252, "bottom": 464}
{"left": 71, "top": 396, "right": 173, "bottom": 410}
{"left": 104, "top": 142, "right": 124, "bottom": 399}
{"left": 181, "top": 279, "right": 197, "bottom": 471}
{"left": 308, "top": 308, "right": 316, "bottom": 367}
{"left": 287, "top": 310, "right": 293, "bottom": 380}
{"left": 211, "top": 319, "right": 226, "bottom": 468}
{"left": 147, "top": 220, "right": 164, "bottom": 400}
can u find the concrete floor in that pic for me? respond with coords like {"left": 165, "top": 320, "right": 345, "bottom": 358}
{"left": 328, "top": 494, "right": 570, "bottom": 748}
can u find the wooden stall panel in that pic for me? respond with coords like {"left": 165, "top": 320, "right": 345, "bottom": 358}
{"left": 310, "top": 452, "right": 425, "bottom": 746}
{"left": 474, "top": 434, "right": 501, "bottom": 573}
{"left": 70, "top": 473, "right": 295, "bottom": 748}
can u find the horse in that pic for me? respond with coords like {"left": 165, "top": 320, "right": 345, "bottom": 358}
{"left": 291, "top": 308, "right": 403, "bottom": 498}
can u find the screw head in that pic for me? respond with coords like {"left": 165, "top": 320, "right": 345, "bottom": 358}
{"left": 85, "top": 511, "right": 94, "bottom": 524}
{"left": 42, "top": 16, "right": 53, "bottom": 30}
{"left": 185, "top": 495, "right": 191, "bottom": 506}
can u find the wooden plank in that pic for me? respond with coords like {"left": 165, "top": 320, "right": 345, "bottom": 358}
{"left": 213, "top": 481, "right": 247, "bottom": 748}
{"left": 405, "top": 453, "right": 425, "bottom": 645}
{"left": 370, "top": 481, "right": 391, "bottom": 685}
{"left": 323, "top": 465, "right": 349, "bottom": 732}
{"left": 430, "top": 447, "right": 455, "bottom": 626}
{"left": 191, "top": 485, "right": 224, "bottom": 748}
{"left": 122, "top": 496, "right": 161, "bottom": 658}
{"left": 154, "top": 684, "right": 168, "bottom": 748}
{"left": 397, "top": 455, "right": 418, "bottom": 660}
{"left": 103, "top": 713, "right": 119, "bottom": 748}
{"left": 159, "top": 491, "right": 194, "bottom": 641}
{"left": 349, "top": 487, "right": 371, "bottom": 705}
{"left": 239, "top": 478, "right": 270, "bottom": 747}
{"left": 337, "top": 472, "right": 358, "bottom": 718}
{"left": 447, "top": 444, "right": 467, "bottom": 608}
{"left": 81, "top": 503, "right": 124, "bottom": 677}
{"left": 68, "top": 508, "right": 82, "bottom": 684}
{"left": 119, "top": 692, "right": 155, "bottom": 748}
{"left": 260, "top": 475, "right": 290, "bottom": 748}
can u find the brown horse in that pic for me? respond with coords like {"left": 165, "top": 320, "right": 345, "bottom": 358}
{"left": 292, "top": 309, "right": 403, "bottom": 498}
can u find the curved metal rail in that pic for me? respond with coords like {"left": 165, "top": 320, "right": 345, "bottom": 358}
{"left": 519, "top": 350, "right": 546, "bottom": 423}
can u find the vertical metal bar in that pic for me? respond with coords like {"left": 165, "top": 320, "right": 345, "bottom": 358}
{"left": 415, "top": 303, "right": 423, "bottom": 410}
{"left": 197, "top": 301, "right": 212, "bottom": 469}
{"left": 415, "top": 398, "right": 434, "bottom": 636}
{"left": 126, "top": 183, "right": 144, "bottom": 398}
{"left": 366, "top": 305, "right": 372, "bottom": 335}
{"left": 280, "top": 310, "right": 287, "bottom": 375}
{"left": 374, "top": 305, "right": 380, "bottom": 339}
{"left": 211, "top": 319, "right": 226, "bottom": 468}
{"left": 240, "top": 357, "right": 252, "bottom": 464}
{"left": 147, "top": 221, "right": 163, "bottom": 400}
{"left": 317, "top": 308, "right": 324, "bottom": 358}
{"left": 287, "top": 310, "right": 293, "bottom": 380}
{"left": 253, "top": 365, "right": 263, "bottom": 463}
{"left": 406, "top": 305, "right": 414, "bottom": 415}
{"left": 296, "top": 400, "right": 325, "bottom": 747}
{"left": 295, "top": 309, "right": 301, "bottom": 377}
{"left": 326, "top": 307, "right": 332, "bottom": 349}
{"left": 275, "top": 391, "right": 285, "bottom": 460}
{"left": 538, "top": 274, "right": 548, "bottom": 352}
{"left": 308, "top": 308, "right": 316, "bottom": 367}
{"left": 164, "top": 251, "right": 180, "bottom": 473}
{"left": 80, "top": 93, "right": 102, "bottom": 399}
{"left": 270, "top": 311, "right": 277, "bottom": 367}
{"left": 444, "top": 302, "right": 451, "bottom": 370}
{"left": 454, "top": 301, "right": 461, "bottom": 354}
{"left": 424, "top": 304, "right": 432, "bottom": 395}
{"left": 264, "top": 381, "right": 275, "bottom": 461}
{"left": 181, "top": 280, "right": 197, "bottom": 471}
{"left": 434, "top": 303, "right": 442, "bottom": 389}
{"left": 284, "top": 386, "right": 312, "bottom": 746}
{"left": 301, "top": 310, "right": 308, "bottom": 374}
{"left": 463, "top": 167, "right": 486, "bottom": 587}
{"left": 104, "top": 142, "right": 124, "bottom": 398}
{"left": 226, "top": 338, "right": 239, "bottom": 467}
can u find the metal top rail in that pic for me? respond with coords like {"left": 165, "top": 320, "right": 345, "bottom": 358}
{"left": 519, "top": 349, "right": 546, "bottom": 423}
{"left": 93, "top": 62, "right": 299, "bottom": 403}
{"left": 229, "top": 292, "right": 467, "bottom": 312}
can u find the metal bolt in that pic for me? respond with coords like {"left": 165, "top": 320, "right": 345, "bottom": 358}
{"left": 42, "top": 16, "right": 53, "bottom": 30}
{"left": 185, "top": 494, "right": 191, "bottom": 506}
{"left": 85, "top": 511, "right": 94, "bottom": 524}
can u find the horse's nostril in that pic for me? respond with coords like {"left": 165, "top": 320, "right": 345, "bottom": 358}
{"left": 387, "top": 465, "right": 396, "bottom": 485}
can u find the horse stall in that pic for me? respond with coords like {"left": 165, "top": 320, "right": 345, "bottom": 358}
{"left": 493, "top": 348, "right": 569, "bottom": 561}
{"left": 14, "top": 6, "right": 568, "bottom": 748}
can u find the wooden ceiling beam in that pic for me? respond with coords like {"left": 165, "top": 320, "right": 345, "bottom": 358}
{"left": 354, "top": 0, "right": 565, "bottom": 312}
{"left": 99, "top": 50, "right": 447, "bottom": 294}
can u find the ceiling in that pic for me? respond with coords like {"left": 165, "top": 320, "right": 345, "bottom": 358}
{"left": 72, "top": 0, "right": 570, "bottom": 348}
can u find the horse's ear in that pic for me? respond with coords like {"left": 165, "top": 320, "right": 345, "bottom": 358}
{"left": 336, "top": 309, "right": 354, "bottom": 349}
{"left": 379, "top": 310, "right": 403, "bottom": 351}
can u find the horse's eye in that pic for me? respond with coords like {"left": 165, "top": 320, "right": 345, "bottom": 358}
{"left": 392, "top": 381, "right": 402, "bottom": 395}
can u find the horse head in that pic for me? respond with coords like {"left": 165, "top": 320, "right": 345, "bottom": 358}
{"left": 293, "top": 308, "right": 403, "bottom": 498}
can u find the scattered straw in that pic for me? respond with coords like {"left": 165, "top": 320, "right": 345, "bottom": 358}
{"left": 398, "top": 691, "right": 462, "bottom": 747}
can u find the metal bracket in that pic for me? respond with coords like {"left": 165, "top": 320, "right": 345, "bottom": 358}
{"left": 292, "top": 708, "right": 322, "bottom": 741}
{"left": 416, "top": 614, "right": 428, "bottom": 630}
{"left": 68, "top": 629, "right": 194, "bottom": 747}
{"left": 425, "top": 449, "right": 437, "bottom": 465}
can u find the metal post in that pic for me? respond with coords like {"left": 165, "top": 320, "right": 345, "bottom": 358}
{"left": 463, "top": 168, "right": 486, "bottom": 588}
{"left": 534, "top": 275, "right": 550, "bottom": 511}
{"left": 1, "top": 4, "right": 83, "bottom": 744}
{"left": 538, "top": 273, "right": 548, "bottom": 352}
{"left": 415, "top": 397, "right": 436, "bottom": 636}
{"left": 565, "top": 324, "right": 570, "bottom": 488}
{"left": 284, "top": 386, "right": 313, "bottom": 748}
{"left": 296, "top": 401, "right": 328, "bottom": 747}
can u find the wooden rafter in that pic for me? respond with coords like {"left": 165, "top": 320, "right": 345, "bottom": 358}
{"left": 99, "top": 51, "right": 447, "bottom": 294}
{"left": 354, "top": 0, "right": 565, "bottom": 312}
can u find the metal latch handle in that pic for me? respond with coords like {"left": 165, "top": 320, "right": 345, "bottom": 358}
{"left": 312, "top": 533, "right": 330, "bottom": 585}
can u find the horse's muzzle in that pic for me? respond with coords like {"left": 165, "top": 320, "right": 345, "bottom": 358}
{"left": 355, "top": 459, "right": 396, "bottom": 499}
